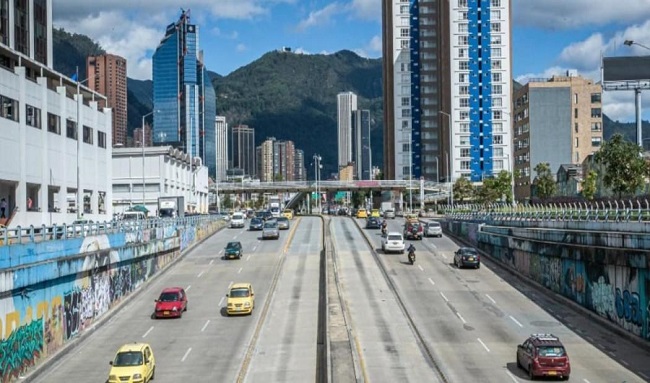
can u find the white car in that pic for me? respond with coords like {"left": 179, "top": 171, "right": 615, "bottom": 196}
{"left": 230, "top": 213, "right": 246, "bottom": 228}
{"left": 425, "top": 221, "right": 443, "bottom": 238}
{"left": 383, "top": 209, "right": 396, "bottom": 219}
{"left": 382, "top": 232, "right": 405, "bottom": 254}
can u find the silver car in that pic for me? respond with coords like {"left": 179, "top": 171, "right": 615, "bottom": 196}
{"left": 277, "top": 217, "right": 290, "bottom": 230}
{"left": 262, "top": 221, "right": 280, "bottom": 240}
{"left": 425, "top": 221, "right": 443, "bottom": 238}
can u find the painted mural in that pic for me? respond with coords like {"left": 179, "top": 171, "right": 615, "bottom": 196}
{"left": 448, "top": 221, "right": 650, "bottom": 342}
{"left": 0, "top": 219, "right": 224, "bottom": 382}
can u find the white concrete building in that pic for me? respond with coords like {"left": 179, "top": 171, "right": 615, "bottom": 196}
{"left": 215, "top": 115, "right": 228, "bottom": 181}
{"left": 337, "top": 92, "right": 357, "bottom": 168}
{"left": 112, "top": 146, "right": 209, "bottom": 216}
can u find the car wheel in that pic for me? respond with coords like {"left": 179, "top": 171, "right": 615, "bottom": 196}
{"left": 150, "top": 366, "right": 155, "bottom": 381}
{"left": 528, "top": 365, "right": 535, "bottom": 380}
{"left": 476, "top": 264, "right": 480, "bottom": 269}
{"left": 184, "top": 303, "right": 188, "bottom": 312}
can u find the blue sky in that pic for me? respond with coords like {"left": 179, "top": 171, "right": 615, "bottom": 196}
{"left": 54, "top": 0, "right": 650, "bottom": 122}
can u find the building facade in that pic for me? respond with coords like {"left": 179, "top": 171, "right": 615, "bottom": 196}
{"left": 513, "top": 73, "right": 603, "bottom": 201}
{"left": 353, "top": 109, "right": 372, "bottom": 180}
{"left": 230, "top": 124, "right": 256, "bottom": 178}
{"left": 274, "top": 139, "right": 296, "bottom": 181}
{"left": 382, "top": 0, "right": 512, "bottom": 184}
{"left": 295, "top": 149, "right": 306, "bottom": 181}
{"left": 337, "top": 91, "right": 357, "bottom": 168}
{"left": 112, "top": 146, "right": 209, "bottom": 215}
{"left": 133, "top": 124, "right": 152, "bottom": 147}
{"left": 0, "top": 0, "right": 113, "bottom": 228}
{"left": 152, "top": 10, "right": 217, "bottom": 176}
{"left": 258, "top": 138, "right": 275, "bottom": 182}
{"left": 87, "top": 54, "right": 128, "bottom": 147}
{"left": 215, "top": 115, "right": 228, "bottom": 181}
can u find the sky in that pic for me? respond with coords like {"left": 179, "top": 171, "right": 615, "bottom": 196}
{"left": 53, "top": 0, "right": 650, "bottom": 123}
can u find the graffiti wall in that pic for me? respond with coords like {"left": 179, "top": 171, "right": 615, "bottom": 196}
{"left": 0, "top": 219, "right": 224, "bottom": 382}
{"left": 446, "top": 221, "right": 650, "bottom": 342}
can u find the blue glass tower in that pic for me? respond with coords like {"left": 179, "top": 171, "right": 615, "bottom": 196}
{"left": 153, "top": 10, "right": 217, "bottom": 177}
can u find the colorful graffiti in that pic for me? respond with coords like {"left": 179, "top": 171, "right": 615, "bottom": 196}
{"left": 0, "top": 318, "right": 43, "bottom": 383}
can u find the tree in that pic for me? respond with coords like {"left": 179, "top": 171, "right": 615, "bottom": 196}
{"left": 581, "top": 170, "right": 598, "bottom": 201}
{"left": 533, "top": 162, "right": 556, "bottom": 199}
{"left": 494, "top": 171, "right": 514, "bottom": 204}
{"left": 475, "top": 177, "right": 501, "bottom": 204}
{"left": 594, "top": 133, "right": 648, "bottom": 199}
{"left": 453, "top": 177, "right": 474, "bottom": 202}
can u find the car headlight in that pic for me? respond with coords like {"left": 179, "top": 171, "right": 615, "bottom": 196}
{"left": 227, "top": 303, "right": 233, "bottom": 307}
{"left": 133, "top": 373, "right": 142, "bottom": 379}
{"left": 244, "top": 302, "right": 251, "bottom": 307}
{"left": 109, "top": 375, "right": 117, "bottom": 381}
{"left": 172, "top": 307, "right": 178, "bottom": 311}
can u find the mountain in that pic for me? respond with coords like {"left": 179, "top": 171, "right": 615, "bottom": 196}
{"left": 213, "top": 49, "right": 383, "bottom": 178}
{"left": 602, "top": 114, "right": 650, "bottom": 148}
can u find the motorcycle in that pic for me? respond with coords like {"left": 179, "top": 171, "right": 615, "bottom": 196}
{"left": 408, "top": 249, "right": 416, "bottom": 265}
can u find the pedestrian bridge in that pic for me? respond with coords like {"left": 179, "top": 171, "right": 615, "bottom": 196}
{"left": 211, "top": 180, "right": 449, "bottom": 194}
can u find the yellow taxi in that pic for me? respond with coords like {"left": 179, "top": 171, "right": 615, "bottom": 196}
{"left": 282, "top": 209, "right": 294, "bottom": 220}
{"left": 356, "top": 209, "right": 368, "bottom": 219}
{"left": 227, "top": 283, "right": 255, "bottom": 315}
{"left": 370, "top": 209, "right": 381, "bottom": 218}
{"left": 108, "top": 343, "right": 155, "bottom": 383}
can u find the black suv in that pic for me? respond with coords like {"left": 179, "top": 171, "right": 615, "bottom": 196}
{"left": 516, "top": 334, "right": 570, "bottom": 380}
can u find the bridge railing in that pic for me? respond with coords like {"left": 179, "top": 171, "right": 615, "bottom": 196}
{"left": 0, "top": 214, "right": 225, "bottom": 246}
{"left": 445, "top": 200, "right": 650, "bottom": 223}
{"left": 211, "top": 180, "right": 451, "bottom": 192}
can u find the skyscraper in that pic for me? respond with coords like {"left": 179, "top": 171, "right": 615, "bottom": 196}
{"left": 230, "top": 124, "right": 256, "bottom": 178}
{"left": 87, "top": 54, "right": 128, "bottom": 147}
{"left": 382, "top": 0, "right": 511, "bottom": 183}
{"left": 337, "top": 92, "right": 358, "bottom": 168}
{"left": 215, "top": 116, "right": 228, "bottom": 181}
{"left": 0, "top": 0, "right": 53, "bottom": 67}
{"left": 152, "top": 10, "right": 217, "bottom": 175}
{"left": 353, "top": 109, "right": 372, "bottom": 180}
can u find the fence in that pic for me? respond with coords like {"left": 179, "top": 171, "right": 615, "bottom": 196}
{"left": 0, "top": 215, "right": 226, "bottom": 245}
{"left": 445, "top": 200, "right": 650, "bottom": 223}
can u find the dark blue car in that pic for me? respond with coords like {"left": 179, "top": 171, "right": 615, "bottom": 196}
{"left": 249, "top": 217, "right": 264, "bottom": 231}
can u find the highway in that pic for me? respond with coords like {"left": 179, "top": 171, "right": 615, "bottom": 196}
{"left": 30, "top": 217, "right": 320, "bottom": 383}
{"left": 27, "top": 215, "right": 650, "bottom": 383}
{"left": 350, "top": 216, "right": 649, "bottom": 383}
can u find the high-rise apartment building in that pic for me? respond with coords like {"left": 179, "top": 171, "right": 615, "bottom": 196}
{"left": 230, "top": 124, "right": 256, "bottom": 178}
{"left": 133, "top": 124, "right": 152, "bottom": 147}
{"left": 337, "top": 92, "right": 358, "bottom": 168}
{"left": 152, "top": 10, "right": 217, "bottom": 176}
{"left": 353, "top": 109, "right": 372, "bottom": 180}
{"left": 87, "top": 54, "right": 128, "bottom": 146}
{"left": 274, "top": 139, "right": 296, "bottom": 181}
{"left": 382, "top": 0, "right": 512, "bottom": 183}
{"left": 513, "top": 73, "right": 603, "bottom": 201}
{"left": 0, "top": 0, "right": 53, "bottom": 67}
{"left": 295, "top": 149, "right": 306, "bottom": 181}
{"left": 258, "top": 137, "right": 275, "bottom": 182}
{"left": 215, "top": 116, "right": 228, "bottom": 181}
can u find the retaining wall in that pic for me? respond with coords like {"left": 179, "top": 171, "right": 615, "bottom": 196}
{"left": 0, "top": 219, "right": 224, "bottom": 382}
{"left": 445, "top": 220, "right": 650, "bottom": 343}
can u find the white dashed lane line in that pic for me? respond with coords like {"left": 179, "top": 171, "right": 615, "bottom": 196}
{"left": 186, "top": 285, "right": 191, "bottom": 291}
{"left": 246, "top": 255, "right": 251, "bottom": 261}
{"left": 142, "top": 326, "right": 154, "bottom": 338}
{"left": 485, "top": 294, "right": 496, "bottom": 304}
{"left": 181, "top": 348, "right": 192, "bottom": 362}
{"left": 477, "top": 338, "right": 491, "bottom": 352}
{"left": 428, "top": 277, "right": 435, "bottom": 286}
{"left": 201, "top": 320, "right": 210, "bottom": 332}
{"left": 505, "top": 371, "right": 519, "bottom": 382}
{"left": 210, "top": 259, "right": 214, "bottom": 265}
{"left": 417, "top": 264, "right": 424, "bottom": 271}
{"left": 456, "top": 312, "right": 467, "bottom": 324}
{"left": 218, "top": 297, "right": 225, "bottom": 307}
{"left": 509, "top": 315, "right": 524, "bottom": 328}
{"left": 440, "top": 292, "right": 449, "bottom": 302}
{"left": 197, "top": 271, "right": 205, "bottom": 278}
{"left": 238, "top": 267, "right": 243, "bottom": 274}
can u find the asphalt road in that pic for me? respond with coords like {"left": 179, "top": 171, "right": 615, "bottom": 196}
{"left": 330, "top": 218, "right": 444, "bottom": 382}
{"left": 29, "top": 220, "right": 297, "bottom": 383}
{"left": 356, "top": 217, "right": 649, "bottom": 383}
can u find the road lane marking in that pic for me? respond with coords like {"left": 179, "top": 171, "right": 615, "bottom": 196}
{"left": 201, "top": 320, "right": 210, "bottom": 332}
{"left": 440, "top": 253, "right": 447, "bottom": 259}
{"left": 583, "top": 379, "right": 591, "bottom": 383}
{"left": 485, "top": 294, "right": 496, "bottom": 304}
{"left": 142, "top": 326, "right": 154, "bottom": 338}
{"left": 440, "top": 292, "right": 449, "bottom": 302}
{"left": 228, "top": 281, "right": 233, "bottom": 288}
{"left": 253, "top": 245, "right": 257, "bottom": 251}
{"left": 218, "top": 296, "right": 225, "bottom": 307}
{"left": 246, "top": 255, "right": 251, "bottom": 261}
{"left": 428, "top": 277, "right": 435, "bottom": 286}
{"left": 456, "top": 312, "right": 467, "bottom": 324}
{"left": 417, "top": 264, "right": 424, "bottom": 271}
{"left": 509, "top": 315, "right": 524, "bottom": 327}
{"left": 607, "top": 351, "right": 616, "bottom": 357}
{"left": 238, "top": 267, "right": 243, "bottom": 274}
{"left": 219, "top": 249, "right": 223, "bottom": 254}
{"left": 186, "top": 285, "right": 191, "bottom": 291}
{"left": 477, "top": 338, "right": 490, "bottom": 352}
{"left": 506, "top": 371, "right": 519, "bottom": 382}
{"left": 197, "top": 271, "right": 205, "bottom": 278}
{"left": 209, "top": 259, "right": 214, "bottom": 265}
{"left": 233, "top": 235, "right": 238, "bottom": 239}
{"left": 181, "top": 347, "right": 192, "bottom": 362}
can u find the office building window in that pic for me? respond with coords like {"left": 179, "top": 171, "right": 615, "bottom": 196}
{"left": 458, "top": 48, "right": 467, "bottom": 58}
{"left": 26, "top": 104, "right": 41, "bottom": 128}
{"left": 400, "top": 39, "right": 409, "bottom": 49}
{"left": 491, "top": 23, "right": 501, "bottom": 32}
{"left": 574, "top": 93, "right": 578, "bottom": 104}
{"left": 491, "top": 0, "right": 501, "bottom": 6}
{"left": 402, "top": 120, "right": 409, "bottom": 129}
{"left": 66, "top": 119, "right": 77, "bottom": 140}
{"left": 400, "top": 5, "right": 408, "bottom": 14}
{"left": 83, "top": 126, "right": 93, "bottom": 144}
{"left": 459, "top": 73, "right": 468, "bottom": 83}
{"left": 98, "top": 131, "right": 106, "bottom": 148}
{"left": 460, "top": 111, "right": 469, "bottom": 120}
{"left": 460, "top": 160, "right": 471, "bottom": 170}
{"left": 574, "top": 108, "right": 578, "bottom": 118}
{"left": 491, "top": 10, "right": 501, "bottom": 19}
{"left": 459, "top": 122, "right": 469, "bottom": 132}
{"left": 401, "top": 97, "right": 410, "bottom": 107}
{"left": 493, "top": 122, "right": 503, "bottom": 132}
{"left": 460, "top": 98, "right": 469, "bottom": 107}
{"left": 1, "top": 95, "right": 18, "bottom": 121}
{"left": 591, "top": 122, "right": 602, "bottom": 131}
{"left": 460, "top": 136, "right": 470, "bottom": 145}
{"left": 458, "top": 23, "right": 468, "bottom": 33}
{"left": 459, "top": 85, "right": 469, "bottom": 95}
{"left": 460, "top": 148, "right": 470, "bottom": 157}
{"left": 400, "top": 28, "right": 409, "bottom": 37}
{"left": 47, "top": 112, "right": 60, "bottom": 134}
{"left": 491, "top": 60, "right": 502, "bottom": 69}
{"left": 574, "top": 123, "right": 579, "bottom": 133}
{"left": 591, "top": 93, "right": 602, "bottom": 103}
{"left": 402, "top": 166, "right": 410, "bottom": 175}
{"left": 459, "top": 61, "right": 469, "bottom": 70}
{"left": 493, "top": 97, "right": 503, "bottom": 107}
{"left": 591, "top": 108, "right": 602, "bottom": 118}
{"left": 494, "top": 147, "right": 504, "bottom": 157}
{"left": 492, "top": 72, "right": 502, "bottom": 82}
{"left": 458, "top": 0, "right": 467, "bottom": 7}
{"left": 493, "top": 110, "right": 502, "bottom": 120}
{"left": 402, "top": 109, "right": 411, "bottom": 118}
{"left": 461, "top": 11, "right": 468, "bottom": 20}
{"left": 491, "top": 35, "right": 502, "bottom": 45}
{"left": 491, "top": 47, "right": 501, "bottom": 57}
{"left": 592, "top": 137, "right": 602, "bottom": 147}
{"left": 492, "top": 85, "right": 502, "bottom": 94}
{"left": 458, "top": 35, "right": 468, "bottom": 45}
{"left": 493, "top": 135, "right": 503, "bottom": 144}
{"left": 575, "top": 137, "right": 579, "bottom": 147}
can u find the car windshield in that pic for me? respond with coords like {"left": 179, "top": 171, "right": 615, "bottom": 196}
{"left": 462, "top": 248, "right": 478, "bottom": 255}
{"left": 428, "top": 222, "right": 440, "bottom": 227}
{"left": 114, "top": 351, "right": 143, "bottom": 367}
{"left": 251, "top": 218, "right": 262, "bottom": 224}
{"left": 230, "top": 288, "right": 250, "bottom": 298}
{"left": 388, "top": 235, "right": 402, "bottom": 241}
{"left": 232, "top": 214, "right": 244, "bottom": 220}
{"left": 537, "top": 346, "right": 566, "bottom": 357}
{"left": 264, "top": 222, "right": 277, "bottom": 228}
{"left": 158, "top": 292, "right": 179, "bottom": 302}
{"left": 226, "top": 242, "right": 240, "bottom": 249}
{"left": 278, "top": 217, "right": 288, "bottom": 222}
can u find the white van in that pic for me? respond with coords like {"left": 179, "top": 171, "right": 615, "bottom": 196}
{"left": 230, "top": 213, "right": 246, "bottom": 228}
{"left": 122, "top": 211, "right": 147, "bottom": 221}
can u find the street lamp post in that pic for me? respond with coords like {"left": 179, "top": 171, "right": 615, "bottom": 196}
{"left": 439, "top": 111, "right": 454, "bottom": 207}
{"left": 313, "top": 154, "right": 322, "bottom": 213}
{"left": 624, "top": 39, "right": 649, "bottom": 149}
{"left": 141, "top": 111, "right": 158, "bottom": 208}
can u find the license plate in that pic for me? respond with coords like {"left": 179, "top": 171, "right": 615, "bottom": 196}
{"left": 468, "top": 257, "right": 474, "bottom": 261}
{"left": 548, "top": 371, "right": 557, "bottom": 376}
{"left": 164, "top": 311, "right": 169, "bottom": 315}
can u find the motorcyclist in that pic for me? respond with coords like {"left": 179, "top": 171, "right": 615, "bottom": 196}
{"left": 381, "top": 219, "right": 388, "bottom": 235}
{"left": 408, "top": 244, "right": 416, "bottom": 264}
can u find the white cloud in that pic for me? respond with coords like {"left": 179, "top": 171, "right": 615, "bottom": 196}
{"left": 350, "top": 0, "right": 381, "bottom": 21}
{"left": 236, "top": 43, "right": 247, "bottom": 52}
{"left": 558, "top": 34, "right": 606, "bottom": 72}
{"left": 513, "top": 0, "right": 650, "bottom": 29}
{"left": 296, "top": 3, "right": 343, "bottom": 31}
{"left": 367, "top": 35, "right": 382, "bottom": 54}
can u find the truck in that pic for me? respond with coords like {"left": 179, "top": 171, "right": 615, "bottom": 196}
{"left": 158, "top": 196, "right": 185, "bottom": 218}
{"left": 381, "top": 201, "right": 395, "bottom": 218}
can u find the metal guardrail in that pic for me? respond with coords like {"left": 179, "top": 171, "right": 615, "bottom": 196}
{"left": 0, "top": 215, "right": 225, "bottom": 245}
{"left": 445, "top": 200, "right": 650, "bottom": 223}
{"left": 211, "top": 180, "right": 451, "bottom": 193}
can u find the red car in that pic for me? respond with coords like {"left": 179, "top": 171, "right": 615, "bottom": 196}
{"left": 154, "top": 287, "right": 188, "bottom": 318}
{"left": 516, "top": 334, "right": 570, "bottom": 380}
